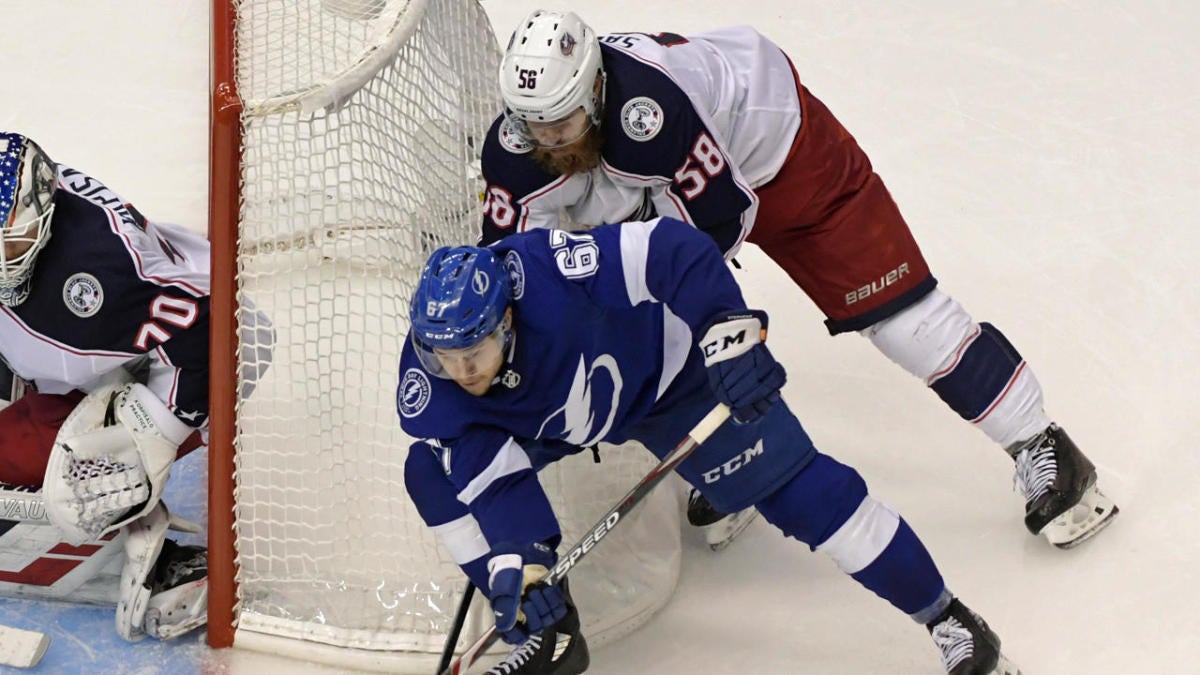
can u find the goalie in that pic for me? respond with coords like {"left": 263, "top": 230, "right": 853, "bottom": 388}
{"left": 0, "top": 132, "right": 272, "bottom": 641}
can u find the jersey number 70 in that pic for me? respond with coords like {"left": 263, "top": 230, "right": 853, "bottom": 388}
{"left": 134, "top": 295, "right": 199, "bottom": 350}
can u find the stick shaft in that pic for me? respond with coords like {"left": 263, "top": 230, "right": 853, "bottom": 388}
{"left": 439, "top": 403, "right": 730, "bottom": 675}
{"left": 437, "top": 583, "right": 477, "bottom": 672}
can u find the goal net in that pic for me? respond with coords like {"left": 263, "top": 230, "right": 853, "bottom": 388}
{"left": 207, "top": 0, "right": 681, "bottom": 671}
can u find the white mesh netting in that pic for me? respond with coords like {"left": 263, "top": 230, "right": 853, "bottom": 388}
{"left": 225, "top": 0, "right": 680, "bottom": 669}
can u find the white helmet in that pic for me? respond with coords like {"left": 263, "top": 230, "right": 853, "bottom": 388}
{"left": 498, "top": 10, "right": 606, "bottom": 127}
{"left": 0, "top": 133, "right": 57, "bottom": 307}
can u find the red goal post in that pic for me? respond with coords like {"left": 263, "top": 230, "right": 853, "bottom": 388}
{"left": 207, "top": 1, "right": 682, "bottom": 670}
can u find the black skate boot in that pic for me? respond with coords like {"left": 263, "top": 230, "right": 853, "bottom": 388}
{"left": 152, "top": 539, "right": 208, "bottom": 589}
{"left": 686, "top": 488, "right": 759, "bottom": 551}
{"left": 143, "top": 539, "right": 208, "bottom": 639}
{"left": 926, "top": 599, "right": 1020, "bottom": 675}
{"left": 486, "top": 581, "right": 589, "bottom": 675}
{"left": 1008, "top": 424, "right": 1118, "bottom": 548}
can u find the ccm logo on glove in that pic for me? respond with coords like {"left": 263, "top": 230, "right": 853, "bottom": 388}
{"left": 700, "top": 312, "right": 765, "bottom": 364}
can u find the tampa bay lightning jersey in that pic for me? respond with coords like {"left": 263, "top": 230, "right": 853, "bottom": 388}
{"left": 0, "top": 166, "right": 211, "bottom": 427}
{"left": 480, "top": 26, "right": 801, "bottom": 256}
{"left": 398, "top": 217, "right": 746, "bottom": 547}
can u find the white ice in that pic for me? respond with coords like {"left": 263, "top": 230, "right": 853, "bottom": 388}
{"left": 3, "top": 0, "right": 1198, "bottom": 673}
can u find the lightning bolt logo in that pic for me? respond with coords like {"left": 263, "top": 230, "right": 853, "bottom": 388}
{"left": 397, "top": 368, "right": 433, "bottom": 418}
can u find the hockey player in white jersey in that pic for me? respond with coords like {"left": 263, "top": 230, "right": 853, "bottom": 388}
{"left": 400, "top": 217, "right": 1021, "bottom": 674}
{"left": 0, "top": 132, "right": 271, "bottom": 642}
{"left": 478, "top": 10, "right": 1117, "bottom": 551}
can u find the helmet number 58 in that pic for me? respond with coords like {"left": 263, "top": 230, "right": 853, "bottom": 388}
{"left": 517, "top": 69, "right": 538, "bottom": 89}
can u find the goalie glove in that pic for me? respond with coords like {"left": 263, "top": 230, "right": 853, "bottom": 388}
{"left": 487, "top": 541, "right": 567, "bottom": 645}
{"left": 698, "top": 309, "right": 786, "bottom": 424}
{"left": 43, "top": 382, "right": 193, "bottom": 545}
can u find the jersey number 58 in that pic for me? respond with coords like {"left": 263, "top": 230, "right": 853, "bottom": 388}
{"left": 483, "top": 186, "right": 517, "bottom": 229}
{"left": 673, "top": 132, "right": 727, "bottom": 200}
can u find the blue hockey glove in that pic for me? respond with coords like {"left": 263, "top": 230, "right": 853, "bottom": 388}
{"left": 698, "top": 309, "right": 786, "bottom": 424}
{"left": 487, "top": 541, "right": 567, "bottom": 644}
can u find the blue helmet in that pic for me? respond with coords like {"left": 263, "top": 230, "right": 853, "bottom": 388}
{"left": 409, "top": 246, "right": 512, "bottom": 376}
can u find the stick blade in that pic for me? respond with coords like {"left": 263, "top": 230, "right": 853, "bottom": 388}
{"left": 0, "top": 625, "right": 50, "bottom": 669}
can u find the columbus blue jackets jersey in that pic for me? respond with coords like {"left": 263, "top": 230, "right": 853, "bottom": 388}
{"left": 480, "top": 26, "right": 801, "bottom": 257}
{"left": 398, "top": 217, "right": 746, "bottom": 547}
{"left": 0, "top": 166, "right": 211, "bottom": 428}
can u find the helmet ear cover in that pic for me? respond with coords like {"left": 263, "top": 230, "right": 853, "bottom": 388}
{"left": 409, "top": 246, "right": 512, "bottom": 378}
{"left": 498, "top": 9, "right": 606, "bottom": 135}
{"left": 0, "top": 132, "right": 58, "bottom": 307}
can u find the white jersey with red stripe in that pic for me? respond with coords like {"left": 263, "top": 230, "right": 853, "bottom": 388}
{"left": 0, "top": 166, "right": 211, "bottom": 427}
{"left": 480, "top": 26, "right": 801, "bottom": 256}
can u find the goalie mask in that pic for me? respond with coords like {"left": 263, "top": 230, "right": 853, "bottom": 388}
{"left": 409, "top": 246, "right": 513, "bottom": 387}
{"left": 499, "top": 10, "right": 606, "bottom": 147}
{"left": 0, "top": 133, "right": 57, "bottom": 307}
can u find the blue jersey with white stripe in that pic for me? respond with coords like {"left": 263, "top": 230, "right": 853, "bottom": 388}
{"left": 398, "top": 217, "right": 745, "bottom": 547}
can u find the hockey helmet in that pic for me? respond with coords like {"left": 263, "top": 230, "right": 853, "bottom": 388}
{"left": 409, "top": 245, "right": 512, "bottom": 379}
{"left": 0, "top": 133, "right": 57, "bottom": 307}
{"left": 499, "top": 10, "right": 606, "bottom": 131}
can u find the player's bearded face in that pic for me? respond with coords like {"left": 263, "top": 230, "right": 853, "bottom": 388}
{"left": 433, "top": 330, "right": 506, "bottom": 396}
{"left": 528, "top": 109, "right": 603, "bottom": 176}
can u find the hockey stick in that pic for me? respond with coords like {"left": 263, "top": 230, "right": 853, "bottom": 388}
{"left": 437, "top": 583, "right": 477, "bottom": 672}
{"left": 0, "top": 624, "right": 51, "bottom": 669}
{"left": 439, "top": 403, "right": 731, "bottom": 675}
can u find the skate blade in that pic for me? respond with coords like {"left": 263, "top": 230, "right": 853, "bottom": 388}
{"left": 707, "top": 508, "right": 759, "bottom": 552}
{"left": 1044, "top": 486, "right": 1119, "bottom": 549}
{"left": 991, "top": 652, "right": 1021, "bottom": 675}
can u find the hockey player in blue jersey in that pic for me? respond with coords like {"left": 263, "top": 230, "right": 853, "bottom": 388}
{"left": 399, "top": 217, "right": 1020, "bottom": 674}
{"left": 478, "top": 9, "right": 1117, "bottom": 551}
{"left": 0, "top": 133, "right": 271, "bottom": 642}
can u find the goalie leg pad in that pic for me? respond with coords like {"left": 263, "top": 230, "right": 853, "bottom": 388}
{"left": 144, "top": 577, "right": 207, "bottom": 640}
{"left": 116, "top": 502, "right": 169, "bottom": 641}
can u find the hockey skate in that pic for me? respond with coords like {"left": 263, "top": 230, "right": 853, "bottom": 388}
{"left": 116, "top": 504, "right": 208, "bottom": 640}
{"left": 486, "top": 582, "right": 589, "bottom": 675}
{"left": 1009, "top": 424, "right": 1119, "bottom": 548}
{"left": 686, "top": 488, "right": 759, "bottom": 551}
{"left": 143, "top": 538, "right": 208, "bottom": 639}
{"left": 927, "top": 598, "right": 1021, "bottom": 675}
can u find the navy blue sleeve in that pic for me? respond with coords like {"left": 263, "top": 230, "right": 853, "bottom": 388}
{"left": 479, "top": 114, "right": 563, "bottom": 245}
{"left": 156, "top": 298, "right": 210, "bottom": 425}
{"left": 602, "top": 48, "right": 754, "bottom": 233}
